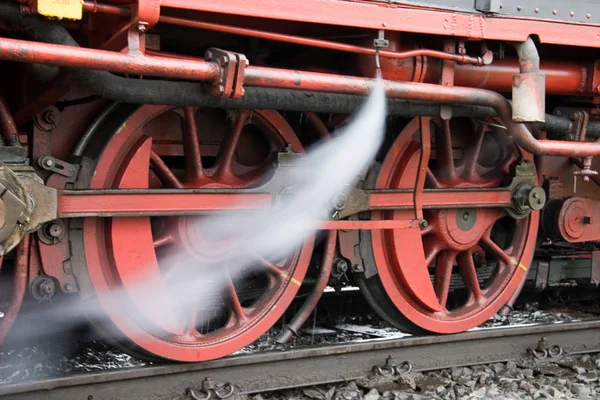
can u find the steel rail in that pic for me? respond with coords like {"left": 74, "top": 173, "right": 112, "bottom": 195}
{"left": 2, "top": 320, "right": 600, "bottom": 399}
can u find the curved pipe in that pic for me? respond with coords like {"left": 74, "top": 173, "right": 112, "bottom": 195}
{"left": 276, "top": 230, "right": 336, "bottom": 344}
{"left": 0, "top": 95, "right": 17, "bottom": 143}
{"left": 512, "top": 37, "right": 540, "bottom": 74}
{"left": 0, "top": 235, "right": 29, "bottom": 345}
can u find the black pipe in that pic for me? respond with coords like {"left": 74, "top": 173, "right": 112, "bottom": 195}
{"left": 1, "top": 2, "right": 600, "bottom": 138}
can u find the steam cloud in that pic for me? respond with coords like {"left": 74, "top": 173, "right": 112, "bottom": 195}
{"left": 4, "top": 77, "right": 387, "bottom": 355}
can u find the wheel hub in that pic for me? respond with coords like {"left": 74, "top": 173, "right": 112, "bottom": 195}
{"left": 173, "top": 216, "right": 232, "bottom": 262}
{"left": 430, "top": 208, "right": 495, "bottom": 251}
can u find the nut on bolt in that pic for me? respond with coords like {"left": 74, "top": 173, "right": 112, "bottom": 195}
{"left": 47, "top": 222, "right": 63, "bottom": 238}
{"left": 333, "top": 193, "right": 347, "bottom": 211}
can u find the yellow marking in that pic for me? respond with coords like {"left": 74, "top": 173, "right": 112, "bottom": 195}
{"left": 511, "top": 258, "right": 528, "bottom": 271}
{"left": 280, "top": 273, "right": 301, "bottom": 286}
{"left": 37, "top": 0, "right": 83, "bottom": 21}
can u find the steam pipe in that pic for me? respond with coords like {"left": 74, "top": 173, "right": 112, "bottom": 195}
{"left": 4, "top": 4, "right": 600, "bottom": 156}
{"left": 0, "top": 235, "right": 29, "bottom": 344}
{"left": 276, "top": 230, "right": 336, "bottom": 344}
{"left": 508, "top": 37, "right": 545, "bottom": 123}
{"left": 512, "top": 38, "right": 540, "bottom": 74}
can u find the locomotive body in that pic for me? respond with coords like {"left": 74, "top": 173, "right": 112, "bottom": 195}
{"left": 0, "top": 0, "right": 599, "bottom": 361}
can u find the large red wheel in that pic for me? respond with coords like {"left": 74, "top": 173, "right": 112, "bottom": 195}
{"left": 358, "top": 117, "right": 539, "bottom": 334}
{"left": 75, "top": 105, "right": 314, "bottom": 361}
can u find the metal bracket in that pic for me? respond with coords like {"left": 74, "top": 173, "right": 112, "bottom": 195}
{"left": 475, "top": 0, "right": 503, "bottom": 13}
{"left": 528, "top": 337, "right": 563, "bottom": 359}
{"left": 507, "top": 161, "right": 545, "bottom": 219}
{"left": 373, "top": 30, "right": 389, "bottom": 70}
{"left": 373, "top": 356, "right": 413, "bottom": 377}
{"left": 205, "top": 48, "right": 248, "bottom": 99}
{"left": 37, "top": 156, "right": 79, "bottom": 179}
{"left": 186, "top": 378, "right": 235, "bottom": 400}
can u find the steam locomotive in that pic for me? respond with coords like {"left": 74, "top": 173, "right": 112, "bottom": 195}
{"left": 0, "top": 0, "right": 598, "bottom": 361}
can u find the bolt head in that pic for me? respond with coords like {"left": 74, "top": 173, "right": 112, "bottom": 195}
{"left": 336, "top": 260, "right": 348, "bottom": 273}
{"left": 137, "top": 23, "right": 147, "bottom": 32}
{"left": 44, "top": 158, "right": 55, "bottom": 168}
{"left": 419, "top": 219, "right": 428, "bottom": 229}
{"left": 65, "top": 283, "right": 73, "bottom": 292}
{"left": 48, "top": 223, "right": 63, "bottom": 238}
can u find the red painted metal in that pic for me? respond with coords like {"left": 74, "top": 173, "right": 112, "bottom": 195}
{"left": 82, "top": 0, "right": 129, "bottom": 16}
{"left": 81, "top": 2, "right": 590, "bottom": 96}
{"left": 0, "top": 94, "right": 17, "bottom": 142}
{"left": 155, "top": 15, "right": 487, "bottom": 66}
{"left": 0, "top": 235, "right": 29, "bottom": 344}
{"left": 370, "top": 190, "right": 512, "bottom": 209}
{"left": 455, "top": 60, "right": 590, "bottom": 95}
{"left": 58, "top": 191, "right": 272, "bottom": 217}
{"left": 413, "top": 117, "right": 431, "bottom": 220}
{"left": 56, "top": 188, "right": 512, "bottom": 217}
{"left": 369, "top": 117, "right": 539, "bottom": 333}
{"left": 79, "top": 104, "right": 315, "bottom": 361}
{"left": 159, "top": 0, "right": 600, "bottom": 49}
{"left": 557, "top": 197, "right": 600, "bottom": 243}
{"left": 0, "top": 37, "right": 219, "bottom": 81}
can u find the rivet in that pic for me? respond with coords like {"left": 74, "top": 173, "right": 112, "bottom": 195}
{"left": 587, "top": 13, "right": 592, "bottom": 19}
{"left": 553, "top": 10, "right": 558, "bottom": 15}
{"left": 535, "top": 8, "right": 539, "bottom": 13}
{"left": 517, "top": 5, "right": 521, "bottom": 11}
{"left": 570, "top": 11, "right": 575, "bottom": 17}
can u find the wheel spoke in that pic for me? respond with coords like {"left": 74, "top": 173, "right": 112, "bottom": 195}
{"left": 150, "top": 151, "right": 184, "bottom": 189}
{"left": 426, "top": 168, "right": 442, "bottom": 188}
{"left": 457, "top": 251, "right": 483, "bottom": 302}
{"left": 421, "top": 222, "right": 434, "bottom": 236}
{"left": 253, "top": 252, "right": 284, "bottom": 275}
{"left": 424, "top": 237, "right": 443, "bottom": 267}
{"left": 153, "top": 232, "right": 175, "bottom": 248}
{"left": 215, "top": 110, "right": 250, "bottom": 178}
{"left": 225, "top": 267, "right": 247, "bottom": 322}
{"left": 182, "top": 107, "right": 205, "bottom": 183}
{"left": 185, "top": 301, "right": 199, "bottom": 336}
{"left": 435, "top": 120, "right": 456, "bottom": 181}
{"left": 480, "top": 235, "right": 513, "bottom": 265}
{"left": 434, "top": 250, "right": 456, "bottom": 309}
{"left": 460, "top": 124, "right": 486, "bottom": 181}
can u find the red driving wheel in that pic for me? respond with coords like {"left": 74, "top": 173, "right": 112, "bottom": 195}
{"left": 358, "top": 117, "right": 539, "bottom": 334}
{"left": 77, "top": 105, "right": 314, "bottom": 361}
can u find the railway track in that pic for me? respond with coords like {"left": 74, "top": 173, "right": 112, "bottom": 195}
{"left": 2, "top": 320, "right": 600, "bottom": 400}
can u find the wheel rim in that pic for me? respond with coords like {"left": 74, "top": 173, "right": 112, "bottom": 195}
{"left": 370, "top": 117, "right": 539, "bottom": 333}
{"left": 81, "top": 105, "right": 314, "bottom": 361}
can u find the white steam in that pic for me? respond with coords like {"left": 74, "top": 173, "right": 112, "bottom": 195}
{"left": 5, "top": 77, "right": 387, "bottom": 352}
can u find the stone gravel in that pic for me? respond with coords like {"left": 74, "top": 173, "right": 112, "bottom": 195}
{"left": 257, "top": 353, "right": 600, "bottom": 400}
